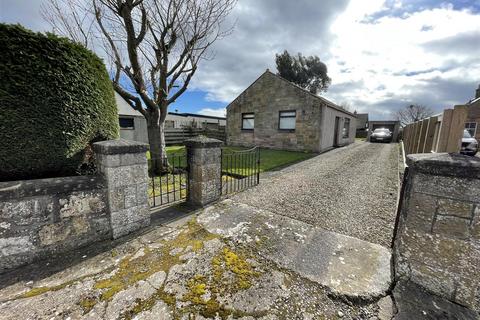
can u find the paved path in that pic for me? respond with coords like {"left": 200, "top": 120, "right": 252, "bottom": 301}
{"left": 198, "top": 200, "right": 392, "bottom": 300}
{"left": 231, "top": 142, "right": 400, "bottom": 247}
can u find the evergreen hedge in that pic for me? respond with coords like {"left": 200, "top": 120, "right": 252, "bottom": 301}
{"left": 0, "top": 24, "right": 119, "bottom": 181}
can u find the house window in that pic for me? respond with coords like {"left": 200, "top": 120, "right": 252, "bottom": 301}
{"left": 279, "top": 111, "right": 296, "bottom": 130}
{"left": 465, "top": 122, "right": 477, "bottom": 137}
{"left": 119, "top": 117, "right": 134, "bottom": 129}
{"left": 342, "top": 118, "right": 350, "bottom": 138}
{"left": 242, "top": 113, "right": 254, "bottom": 130}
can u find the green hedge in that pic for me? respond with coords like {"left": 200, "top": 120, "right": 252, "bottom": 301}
{"left": 0, "top": 24, "right": 119, "bottom": 181}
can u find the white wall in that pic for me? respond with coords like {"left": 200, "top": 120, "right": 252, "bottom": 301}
{"left": 319, "top": 106, "right": 356, "bottom": 152}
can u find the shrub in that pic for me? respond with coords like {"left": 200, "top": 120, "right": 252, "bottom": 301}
{"left": 0, "top": 24, "right": 119, "bottom": 181}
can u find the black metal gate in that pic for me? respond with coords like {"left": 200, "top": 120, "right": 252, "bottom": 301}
{"left": 148, "top": 153, "right": 188, "bottom": 208}
{"left": 221, "top": 147, "right": 260, "bottom": 195}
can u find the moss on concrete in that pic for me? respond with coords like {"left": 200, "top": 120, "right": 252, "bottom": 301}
{"left": 78, "top": 297, "right": 97, "bottom": 314}
{"left": 94, "top": 219, "right": 218, "bottom": 302}
{"left": 21, "top": 280, "right": 77, "bottom": 298}
{"left": 19, "top": 219, "right": 264, "bottom": 319}
{"left": 115, "top": 220, "right": 265, "bottom": 319}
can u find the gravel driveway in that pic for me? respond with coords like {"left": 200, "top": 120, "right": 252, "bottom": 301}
{"left": 230, "top": 142, "right": 400, "bottom": 247}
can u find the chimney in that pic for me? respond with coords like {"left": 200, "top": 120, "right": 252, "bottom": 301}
{"left": 476, "top": 84, "right": 480, "bottom": 99}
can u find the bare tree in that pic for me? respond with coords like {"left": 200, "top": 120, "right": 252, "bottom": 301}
{"left": 41, "top": 0, "right": 96, "bottom": 47}
{"left": 396, "top": 104, "right": 434, "bottom": 126}
{"left": 42, "top": 0, "right": 236, "bottom": 172}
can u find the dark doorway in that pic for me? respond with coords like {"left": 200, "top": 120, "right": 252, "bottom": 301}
{"left": 334, "top": 116, "right": 340, "bottom": 146}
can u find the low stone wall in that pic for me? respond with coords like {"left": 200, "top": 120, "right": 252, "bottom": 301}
{"left": 393, "top": 153, "right": 480, "bottom": 311}
{"left": 0, "top": 176, "right": 110, "bottom": 272}
{"left": 0, "top": 139, "right": 150, "bottom": 273}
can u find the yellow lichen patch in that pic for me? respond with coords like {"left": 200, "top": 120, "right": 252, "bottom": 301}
{"left": 78, "top": 297, "right": 97, "bottom": 314}
{"left": 221, "top": 247, "right": 260, "bottom": 290}
{"left": 183, "top": 275, "right": 208, "bottom": 305}
{"left": 119, "top": 232, "right": 264, "bottom": 319}
{"left": 172, "top": 247, "right": 262, "bottom": 318}
{"left": 93, "top": 218, "right": 219, "bottom": 302}
{"left": 21, "top": 280, "right": 77, "bottom": 298}
{"left": 22, "top": 287, "right": 53, "bottom": 298}
{"left": 121, "top": 288, "right": 177, "bottom": 320}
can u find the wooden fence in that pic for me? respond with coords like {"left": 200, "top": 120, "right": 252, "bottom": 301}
{"left": 165, "top": 127, "right": 226, "bottom": 145}
{"left": 403, "top": 105, "right": 468, "bottom": 155}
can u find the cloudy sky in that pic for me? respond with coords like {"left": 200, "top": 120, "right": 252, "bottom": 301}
{"left": 2, "top": 0, "right": 480, "bottom": 119}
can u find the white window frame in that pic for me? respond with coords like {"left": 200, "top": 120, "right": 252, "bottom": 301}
{"left": 465, "top": 122, "right": 477, "bottom": 137}
{"left": 242, "top": 113, "right": 254, "bottom": 130}
{"left": 278, "top": 110, "right": 296, "bottom": 131}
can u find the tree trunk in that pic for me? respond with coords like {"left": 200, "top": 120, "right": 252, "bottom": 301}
{"left": 147, "top": 119, "right": 168, "bottom": 175}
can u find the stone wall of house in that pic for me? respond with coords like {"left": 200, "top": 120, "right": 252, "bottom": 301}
{"left": 0, "top": 176, "right": 111, "bottom": 272}
{"left": 0, "top": 139, "right": 150, "bottom": 273}
{"left": 393, "top": 153, "right": 480, "bottom": 312}
{"left": 226, "top": 71, "right": 327, "bottom": 152}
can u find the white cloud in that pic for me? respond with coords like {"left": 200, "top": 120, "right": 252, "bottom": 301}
{"left": 2, "top": 0, "right": 479, "bottom": 120}
{"left": 190, "top": 0, "right": 350, "bottom": 102}
{"left": 197, "top": 107, "right": 226, "bottom": 118}
{"left": 193, "top": 0, "right": 480, "bottom": 120}
{"left": 323, "top": 3, "right": 480, "bottom": 119}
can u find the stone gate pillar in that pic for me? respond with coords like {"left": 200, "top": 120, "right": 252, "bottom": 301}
{"left": 93, "top": 139, "right": 150, "bottom": 239}
{"left": 185, "top": 136, "right": 223, "bottom": 207}
{"left": 393, "top": 153, "right": 480, "bottom": 311}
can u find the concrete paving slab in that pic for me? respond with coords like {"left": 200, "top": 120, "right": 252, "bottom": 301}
{"left": 197, "top": 199, "right": 392, "bottom": 301}
{"left": 0, "top": 209, "right": 387, "bottom": 319}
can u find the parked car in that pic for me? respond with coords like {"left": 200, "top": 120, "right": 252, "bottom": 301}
{"left": 370, "top": 128, "right": 393, "bottom": 143}
{"left": 461, "top": 129, "right": 478, "bottom": 156}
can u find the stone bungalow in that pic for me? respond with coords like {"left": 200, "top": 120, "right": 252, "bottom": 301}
{"left": 226, "top": 70, "right": 356, "bottom": 153}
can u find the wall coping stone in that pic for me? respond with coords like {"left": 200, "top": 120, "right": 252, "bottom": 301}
{"left": 184, "top": 135, "right": 223, "bottom": 148}
{"left": 93, "top": 139, "right": 149, "bottom": 155}
{"left": 0, "top": 175, "right": 104, "bottom": 201}
{"left": 406, "top": 153, "right": 480, "bottom": 179}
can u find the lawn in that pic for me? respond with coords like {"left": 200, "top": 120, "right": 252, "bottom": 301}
{"left": 146, "top": 145, "right": 314, "bottom": 204}
{"left": 147, "top": 145, "right": 314, "bottom": 173}
{"left": 222, "top": 146, "right": 314, "bottom": 173}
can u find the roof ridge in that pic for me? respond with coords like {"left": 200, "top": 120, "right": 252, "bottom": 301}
{"left": 257, "top": 70, "right": 357, "bottom": 117}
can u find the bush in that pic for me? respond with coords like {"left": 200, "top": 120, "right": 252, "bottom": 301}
{"left": 0, "top": 24, "right": 119, "bottom": 181}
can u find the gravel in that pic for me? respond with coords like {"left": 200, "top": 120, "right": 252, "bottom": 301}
{"left": 230, "top": 142, "right": 400, "bottom": 247}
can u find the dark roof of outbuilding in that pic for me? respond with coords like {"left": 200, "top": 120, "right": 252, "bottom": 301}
{"left": 167, "top": 112, "right": 225, "bottom": 120}
{"left": 226, "top": 70, "right": 357, "bottom": 118}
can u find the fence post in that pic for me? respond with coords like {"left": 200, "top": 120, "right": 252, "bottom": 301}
{"left": 404, "top": 124, "right": 411, "bottom": 155}
{"left": 436, "top": 109, "right": 454, "bottom": 152}
{"left": 185, "top": 136, "right": 223, "bottom": 207}
{"left": 393, "top": 153, "right": 480, "bottom": 311}
{"left": 445, "top": 105, "right": 468, "bottom": 153}
{"left": 423, "top": 116, "right": 438, "bottom": 153}
{"left": 93, "top": 139, "right": 150, "bottom": 239}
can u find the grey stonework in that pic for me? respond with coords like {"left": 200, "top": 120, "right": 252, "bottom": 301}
{"left": 393, "top": 153, "right": 480, "bottom": 312}
{"left": 226, "top": 70, "right": 356, "bottom": 153}
{"left": 0, "top": 176, "right": 111, "bottom": 273}
{"left": 185, "top": 136, "right": 223, "bottom": 207}
{"left": 0, "top": 139, "right": 152, "bottom": 272}
{"left": 94, "top": 139, "right": 150, "bottom": 239}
